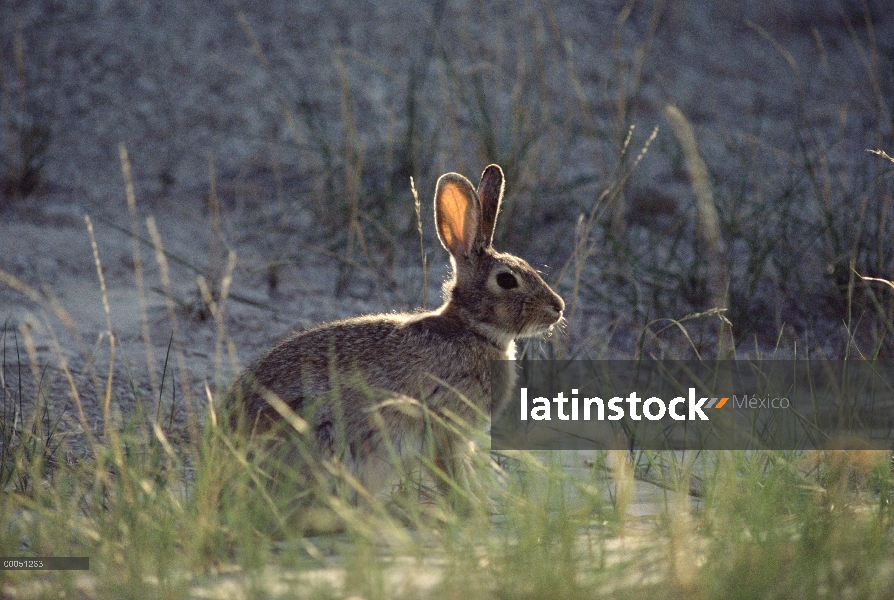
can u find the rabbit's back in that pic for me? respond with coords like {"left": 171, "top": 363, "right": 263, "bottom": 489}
{"left": 233, "top": 310, "right": 512, "bottom": 434}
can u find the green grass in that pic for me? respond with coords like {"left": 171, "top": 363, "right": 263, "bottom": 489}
{"left": 1, "top": 316, "right": 893, "bottom": 598}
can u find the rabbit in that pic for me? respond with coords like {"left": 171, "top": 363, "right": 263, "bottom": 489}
{"left": 228, "top": 164, "right": 565, "bottom": 500}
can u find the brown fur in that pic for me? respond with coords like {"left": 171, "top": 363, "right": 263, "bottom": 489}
{"left": 228, "top": 164, "right": 564, "bottom": 495}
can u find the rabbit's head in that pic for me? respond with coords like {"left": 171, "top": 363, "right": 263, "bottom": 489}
{"left": 435, "top": 165, "right": 564, "bottom": 347}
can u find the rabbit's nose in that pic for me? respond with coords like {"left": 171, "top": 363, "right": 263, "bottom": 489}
{"left": 545, "top": 294, "right": 565, "bottom": 319}
{"left": 551, "top": 294, "right": 565, "bottom": 315}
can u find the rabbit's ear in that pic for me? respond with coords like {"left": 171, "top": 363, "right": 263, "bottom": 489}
{"left": 435, "top": 173, "right": 482, "bottom": 259}
{"left": 478, "top": 164, "right": 504, "bottom": 248}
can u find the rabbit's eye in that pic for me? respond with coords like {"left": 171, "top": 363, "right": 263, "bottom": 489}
{"left": 496, "top": 272, "right": 519, "bottom": 290}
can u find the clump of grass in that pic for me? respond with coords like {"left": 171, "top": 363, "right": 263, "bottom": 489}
{"left": 2, "top": 257, "right": 892, "bottom": 599}
{"left": 663, "top": 105, "right": 734, "bottom": 358}
{"left": 2, "top": 332, "right": 894, "bottom": 598}
{"left": 0, "top": 323, "right": 65, "bottom": 495}
{"left": 0, "top": 21, "right": 51, "bottom": 202}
